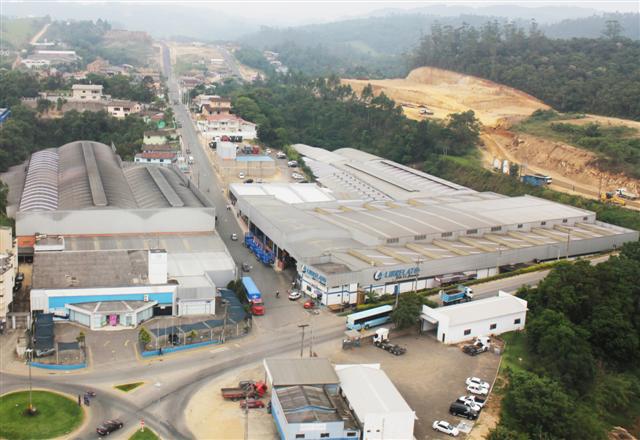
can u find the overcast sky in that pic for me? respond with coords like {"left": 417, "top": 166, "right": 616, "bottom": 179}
{"left": 208, "top": 1, "right": 639, "bottom": 24}
{"left": 4, "top": 1, "right": 638, "bottom": 26}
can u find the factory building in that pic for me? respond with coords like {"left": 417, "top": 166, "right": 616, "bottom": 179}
{"left": 264, "top": 358, "right": 360, "bottom": 440}
{"left": 421, "top": 291, "right": 528, "bottom": 344}
{"left": 230, "top": 145, "right": 638, "bottom": 307}
{"left": 1, "top": 141, "right": 235, "bottom": 328}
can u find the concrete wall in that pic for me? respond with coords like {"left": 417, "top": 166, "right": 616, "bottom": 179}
{"left": 363, "top": 412, "right": 415, "bottom": 440}
{"left": 213, "top": 155, "right": 276, "bottom": 178}
{"left": 435, "top": 309, "right": 527, "bottom": 344}
{"left": 16, "top": 207, "right": 216, "bottom": 236}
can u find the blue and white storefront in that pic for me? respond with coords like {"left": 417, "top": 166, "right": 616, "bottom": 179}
{"left": 299, "top": 263, "right": 444, "bottom": 307}
{"left": 30, "top": 285, "right": 178, "bottom": 330}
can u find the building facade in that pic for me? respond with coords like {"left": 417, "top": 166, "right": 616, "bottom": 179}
{"left": 196, "top": 114, "right": 257, "bottom": 140}
{"left": 0, "top": 227, "right": 17, "bottom": 323}
{"left": 72, "top": 84, "right": 104, "bottom": 101}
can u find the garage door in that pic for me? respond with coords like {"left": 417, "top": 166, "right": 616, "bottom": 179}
{"left": 180, "top": 301, "right": 209, "bottom": 316}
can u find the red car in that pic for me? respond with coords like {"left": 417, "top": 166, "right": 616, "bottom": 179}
{"left": 240, "top": 399, "right": 265, "bottom": 409}
{"left": 303, "top": 299, "right": 316, "bottom": 309}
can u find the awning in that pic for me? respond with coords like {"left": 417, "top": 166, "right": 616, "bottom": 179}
{"left": 420, "top": 313, "right": 439, "bottom": 324}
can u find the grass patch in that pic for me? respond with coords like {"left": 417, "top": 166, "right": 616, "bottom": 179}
{"left": 500, "top": 331, "right": 530, "bottom": 375}
{"left": 115, "top": 382, "right": 144, "bottom": 392}
{"left": 0, "top": 390, "right": 84, "bottom": 440}
{"left": 129, "top": 428, "right": 160, "bottom": 440}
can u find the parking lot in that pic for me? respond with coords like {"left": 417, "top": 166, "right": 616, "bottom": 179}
{"left": 331, "top": 331, "right": 501, "bottom": 439}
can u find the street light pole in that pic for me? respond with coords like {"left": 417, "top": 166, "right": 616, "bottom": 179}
{"left": 298, "top": 324, "right": 309, "bottom": 358}
{"left": 25, "top": 348, "right": 33, "bottom": 413}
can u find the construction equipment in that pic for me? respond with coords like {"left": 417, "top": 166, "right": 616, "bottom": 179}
{"left": 600, "top": 192, "right": 626, "bottom": 206}
{"left": 373, "top": 328, "right": 406, "bottom": 356}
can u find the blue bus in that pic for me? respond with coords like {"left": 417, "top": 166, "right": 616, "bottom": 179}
{"left": 346, "top": 305, "right": 393, "bottom": 330}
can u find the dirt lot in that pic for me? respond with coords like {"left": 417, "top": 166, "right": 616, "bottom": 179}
{"left": 186, "top": 332, "right": 502, "bottom": 439}
{"left": 344, "top": 66, "right": 548, "bottom": 126}
{"left": 167, "top": 42, "right": 224, "bottom": 66}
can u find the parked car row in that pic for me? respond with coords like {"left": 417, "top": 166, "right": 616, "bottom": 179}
{"left": 433, "top": 376, "right": 491, "bottom": 437}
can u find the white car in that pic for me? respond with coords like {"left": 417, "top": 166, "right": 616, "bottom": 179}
{"left": 432, "top": 420, "right": 459, "bottom": 437}
{"left": 230, "top": 233, "right": 238, "bottom": 241}
{"left": 291, "top": 172, "right": 305, "bottom": 180}
{"left": 238, "top": 172, "right": 246, "bottom": 179}
{"left": 467, "top": 383, "right": 489, "bottom": 395}
{"left": 265, "top": 148, "right": 272, "bottom": 155}
{"left": 456, "top": 397, "right": 482, "bottom": 412}
{"left": 458, "top": 395, "right": 486, "bottom": 408}
{"left": 288, "top": 290, "right": 302, "bottom": 300}
{"left": 287, "top": 160, "right": 298, "bottom": 167}
{"left": 276, "top": 152, "right": 287, "bottom": 159}
{"left": 466, "top": 377, "right": 490, "bottom": 389}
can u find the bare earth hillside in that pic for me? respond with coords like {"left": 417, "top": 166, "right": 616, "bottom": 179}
{"left": 343, "top": 66, "right": 549, "bottom": 126}
{"left": 343, "top": 67, "right": 640, "bottom": 209}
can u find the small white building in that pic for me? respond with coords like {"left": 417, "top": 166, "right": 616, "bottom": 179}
{"left": 72, "top": 84, "right": 104, "bottom": 101}
{"left": 421, "top": 291, "right": 527, "bottom": 344}
{"left": 335, "top": 364, "right": 416, "bottom": 440}
{"left": 134, "top": 151, "right": 176, "bottom": 165}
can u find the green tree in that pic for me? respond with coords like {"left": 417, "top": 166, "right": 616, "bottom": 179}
{"left": 138, "top": 327, "right": 151, "bottom": 346}
{"left": 501, "top": 370, "right": 602, "bottom": 439}
{"left": 528, "top": 310, "right": 596, "bottom": 394}
{"left": 391, "top": 292, "right": 421, "bottom": 329}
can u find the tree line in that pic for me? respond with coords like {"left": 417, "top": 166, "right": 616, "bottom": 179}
{"left": 412, "top": 21, "right": 640, "bottom": 120}
{"left": 488, "top": 241, "right": 640, "bottom": 439}
{"left": 227, "top": 74, "right": 481, "bottom": 162}
{"left": 0, "top": 105, "right": 149, "bottom": 173}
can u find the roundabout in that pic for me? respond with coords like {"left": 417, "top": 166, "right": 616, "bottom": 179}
{"left": 0, "top": 390, "right": 84, "bottom": 440}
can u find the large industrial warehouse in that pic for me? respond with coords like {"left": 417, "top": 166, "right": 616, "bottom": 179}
{"left": 1, "top": 140, "right": 235, "bottom": 329}
{"left": 230, "top": 145, "right": 638, "bottom": 307}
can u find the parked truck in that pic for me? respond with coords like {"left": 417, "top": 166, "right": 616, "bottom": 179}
{"left": 221, "top": 381, "right": 267, "bottom": 401}
{"left": 601, "top": 192, "right": 626, "bottom": 206}
{"left": 440, "top": 285, "right": 474, "bottom": 305}
{"left": 241, "top": 276, "right": 265, "bottom": 315}
{"left": 522, "top": 174, "right": 552, "bottom": 187}
{"left": 373, "top": 328, "right": 407, "bottom": 356}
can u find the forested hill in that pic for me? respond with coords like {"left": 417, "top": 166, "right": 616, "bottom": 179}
{"left": 412, "top": 22, "right": 640, "bottom": 120}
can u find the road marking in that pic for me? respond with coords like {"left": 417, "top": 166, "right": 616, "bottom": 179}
{"left": 209, "top": 347, "right": 229, "bottom": 354}
{"left": 103, "top": 340, "right": 111, "bottom": 347}
{"left": 124, "top": 340, "right": 129, "bottom": 347}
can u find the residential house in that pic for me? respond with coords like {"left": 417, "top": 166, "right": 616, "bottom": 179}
{"left": 72, "top": 84, "right": 104, "bottom": 101}
{"left": 143, "top": 130, "right": 177, "bottom": 145}
{"left": 107, "top": 100, "right": 142, "bottom": 118}
{"left": 134, "top": 151, "right": 176, "bottom": 165}
{"left": 201, "top": 96, "right": 231, "bottom": 115}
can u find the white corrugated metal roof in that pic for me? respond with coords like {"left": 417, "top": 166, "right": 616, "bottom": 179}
{"left": 335, "top": 364, "right": 414, "bottom": 417}
{"left": 422, "top": 292, "right": 527, "bottom": 326}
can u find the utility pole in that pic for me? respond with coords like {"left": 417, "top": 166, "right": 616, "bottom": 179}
{"left": 298, "top": 324, "right": 309, "bottom": 358}
{"left": 566, "top": 229, "right": 571, "bottom": 259}
{"left": 308, "top": 326, "right": 313, "bottom": 357}
{"left": 221, "top": 300, "right": 229, "bottom": 343}
{"left": 244, "top": 392, "right": 249, "bottom": 440}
